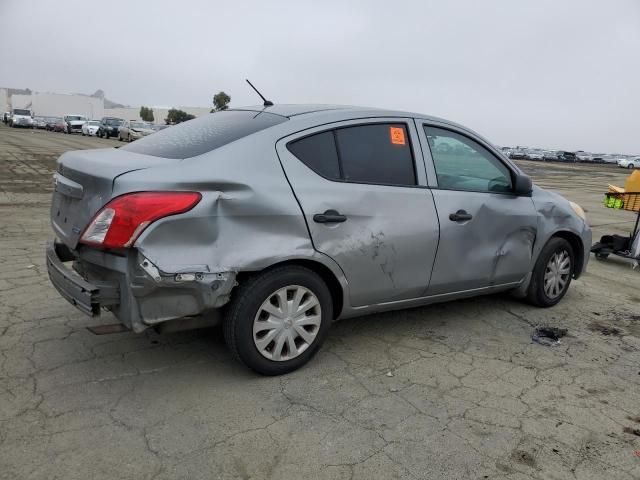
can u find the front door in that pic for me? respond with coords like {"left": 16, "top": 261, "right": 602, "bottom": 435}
{"left": 277, "top": 119, "right": 440, "bottom": 307}
{"left": 419, "top": 124, "right": 538, "bottom": 295}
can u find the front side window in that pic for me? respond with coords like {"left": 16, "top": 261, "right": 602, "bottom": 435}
{"left": 287, "top": 123, "right": 416, "bottom": 186}
{"left": 424, "top": 126, "right": 512, "bottom": 193}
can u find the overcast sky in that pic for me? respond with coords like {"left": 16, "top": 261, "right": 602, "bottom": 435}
{"left": 1, "top": 0, "right": 639, "bottom": 153}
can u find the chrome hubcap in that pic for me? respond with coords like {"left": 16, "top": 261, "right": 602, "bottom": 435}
{"left": 253, "top": 285, "right": 322, "bottom": 361}
{"left": 544, "top": 250, "right": 571, "bottom": 299}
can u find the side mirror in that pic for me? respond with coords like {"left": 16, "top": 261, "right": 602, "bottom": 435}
{"left": 513, "top": 174, "right": 533, "bottom": 196}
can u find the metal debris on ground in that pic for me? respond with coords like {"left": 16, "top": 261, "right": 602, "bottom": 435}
{"left": 532, "top": 326, "right": 568, "bottom": 346}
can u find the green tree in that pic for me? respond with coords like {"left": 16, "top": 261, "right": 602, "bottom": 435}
{"left": 139, "top": 106, "right": 154, "bottom": 122}
{"left": 165, "top": 108, "right": 195, "bottom": 124}
{"left": 212, "top": 91, "right": 231, "bottom": 112}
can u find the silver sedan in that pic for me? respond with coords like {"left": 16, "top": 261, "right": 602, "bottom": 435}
{"left": 46, "top": 105, "right": 591, "bottom": 375}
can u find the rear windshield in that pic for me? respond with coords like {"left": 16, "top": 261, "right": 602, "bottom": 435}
{"left": 121, "top": 110, "right": 287, "bottom": 159}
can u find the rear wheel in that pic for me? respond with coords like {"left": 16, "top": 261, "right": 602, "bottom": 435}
{"left": 223, "top": 266, "right": 332, "bottom": 375}
{"left": 526, "top": 237, "right": 574, "bottom": 307}
{"left": 629, "top": 163, "right": 635, "bottom": 169}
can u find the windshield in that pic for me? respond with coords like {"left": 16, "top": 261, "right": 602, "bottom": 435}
{"left": 66, "top": 115, "right": 86, "bottom": 121}
{"left": 105, "top": 118, "right": 122, "bottom": 126}
{"left": 122, "top": 110, "right": 288, "bottom": 159}
{"left": 13, "top": 109, "right": 31, "bottom": 116}
{"left": 130, "top": 122, "right": 150, "bottom": 129}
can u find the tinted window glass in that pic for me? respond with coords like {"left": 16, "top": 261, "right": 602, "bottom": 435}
{"left": 335, "top": 124, "right": 416, "bottom": 186}
{"left": 287, "top": 131, "right": 341, "bottom": 179}
{"left": 122, "top": 110, "right": 287, "bottom": 159}
{"left": 424, "top": 126, "right": 512, "bottom": 193}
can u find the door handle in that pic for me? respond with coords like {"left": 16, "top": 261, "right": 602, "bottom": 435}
{"left": 449, "top": 210, "right": 473, "bottom": 222}
{"left": 313, "top": 209, "right": 347, "bottom": 224}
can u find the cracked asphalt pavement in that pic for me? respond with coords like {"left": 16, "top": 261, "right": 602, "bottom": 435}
{"left": 1, "top": 124, "right": 639, "bottom": 479}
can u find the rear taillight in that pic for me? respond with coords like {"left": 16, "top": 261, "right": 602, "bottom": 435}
{"left": 80, "top": 191, "right": 202, "bottom": 248}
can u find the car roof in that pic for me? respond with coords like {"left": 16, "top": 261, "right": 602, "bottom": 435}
{"left": 229, "top": 103, "right": 456, "bottom": 124}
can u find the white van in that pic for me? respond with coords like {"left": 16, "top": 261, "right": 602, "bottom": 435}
{"left": 10, "top": 108, "right": 33, "bottom": 128}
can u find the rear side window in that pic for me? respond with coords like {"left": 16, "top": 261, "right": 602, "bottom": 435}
{"left": 287, "top": 123, "right": 416, "bottom": 186}
{"left": 122, "top": 110, "right": 287, "bottom": 159}
{"left": 287, "top": 131, "right": 341, "bottom": 179}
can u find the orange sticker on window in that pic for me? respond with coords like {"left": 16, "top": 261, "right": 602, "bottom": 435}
{"left": 389, "top": 126, "right": 406, "bottom": 145}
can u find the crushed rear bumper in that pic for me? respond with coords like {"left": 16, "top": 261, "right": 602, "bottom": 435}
{"left": 46, "top": 240, "right": 236, "bottom": 332}
{"left": 46, "top": 242, "right": 119, "bottom": 316}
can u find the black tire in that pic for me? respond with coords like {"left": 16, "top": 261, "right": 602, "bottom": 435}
{"left": 223, "top": 266, "right": 333, "bottom": 375}
{"left": 128, "top": 133, "right": 132, "bottom": 142}
{"left": 526, "top": 237, "right": 574, "bottom": 307}
{"left": 629, "top": 164, "right": 635, "bottom": 169}
{"left": 118, "top": 135, "right": 122, "bottom": 142}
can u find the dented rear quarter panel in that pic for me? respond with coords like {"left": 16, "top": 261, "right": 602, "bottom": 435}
{"left": 115, "top": 126, "right": 347, "bottom": 285}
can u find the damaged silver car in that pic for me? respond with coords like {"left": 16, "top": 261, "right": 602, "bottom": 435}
{"left": 47, "top": 105, "right": 591, "bottom": 375}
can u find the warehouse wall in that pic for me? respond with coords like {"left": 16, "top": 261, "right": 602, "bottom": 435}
{"left": 0, "top": 89, "right": 8, "bottom": 113}
{"left": 30, "top": 93, "right": 104, "bottom": 119}
{"left": 2, "top": 86, "right": 210, "bottom": 124}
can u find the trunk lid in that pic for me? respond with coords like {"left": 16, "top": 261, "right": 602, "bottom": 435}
{"left": 51, "top": 148, "right": 179, "bottom": 248}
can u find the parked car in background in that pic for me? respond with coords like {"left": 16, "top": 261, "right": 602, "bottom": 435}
{"left": 602, "top": 154, "right": 623, "bottom": 164}
{"left": 542, "top": 151, "right": 557, "bottom": 161}
{"left": 44, "top": 117, "right": 63, "bottom": 131}
{"left": 525, "top": 150, "right": 544, "bottom": 161}
{"left": 45, "top": 117, "right": 64, "bottom": 132}
{"left": 117, "top": 120, "right": 155, "bottom": 141}
{"left": 591, "top": 154, "right": 606, "bottom": 164}
{"left": 10, "top": 108, "right": 34, "bottom": 128}
{"left": 97, "top": 117, "right": 124, "bottom": 138}
{"left": 64, "top": 114, "right": 88, "bottom": 134}
{"left": 33, "top": 116, "right": 47, "bottom": 129}
{"left": 575, "top": 151, "right": 593, "bottom": 162}
{"left": 617, "top": 157, "right": 639, "bottom": 169}
{"left": 46, "top": 104, "right": 591, "bottom": 375}
{"left": 509, "top": 149, "right": 526, "bottom": 159}
{"left": 81, "top": 120, "right": 101, "bottom": 136}
{"left": 556, "top": 151, "right": 577, "bottom": 162}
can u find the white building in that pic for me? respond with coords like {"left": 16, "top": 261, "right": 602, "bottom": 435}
{"left": 0, "top": 88, "right": 8, "bottom": 113}
{"left": 2, "top": 87, "right": 211, "bottom": 123}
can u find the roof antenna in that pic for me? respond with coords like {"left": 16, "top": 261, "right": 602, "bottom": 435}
{"left": 246, "top": 79, "right": 273, "bottom": 107}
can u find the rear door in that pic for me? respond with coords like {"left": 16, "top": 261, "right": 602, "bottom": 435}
{"left": 417, "top": 123, "right": 538, "bottom": 295}
{"left": 277, "top": 119, "right": 440, "bottom": 307}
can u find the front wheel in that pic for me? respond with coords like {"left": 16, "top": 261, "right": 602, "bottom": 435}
{"left": 223, "top": 266, "right": 333, "bottom": 375}
{"left": 629, "top": 164, "right": 635, "bottom": 169}
{"left": 526, "top": 237, "right": 574, "bottom": 307}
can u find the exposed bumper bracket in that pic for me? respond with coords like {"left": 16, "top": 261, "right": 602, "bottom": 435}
{"left": 46, "top": 242, "right": 120, "bottom": 316}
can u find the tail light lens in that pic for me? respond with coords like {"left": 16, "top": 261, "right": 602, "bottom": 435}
{"left": 80, "top": 191, "right": 202, "bottom": 248}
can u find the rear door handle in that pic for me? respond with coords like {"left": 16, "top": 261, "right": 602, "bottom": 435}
{"left": 449, "top": 210, "right": 473, "bottom": 222}
{"left": 313, "top": 209, "right": 347, "bottom": 224}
